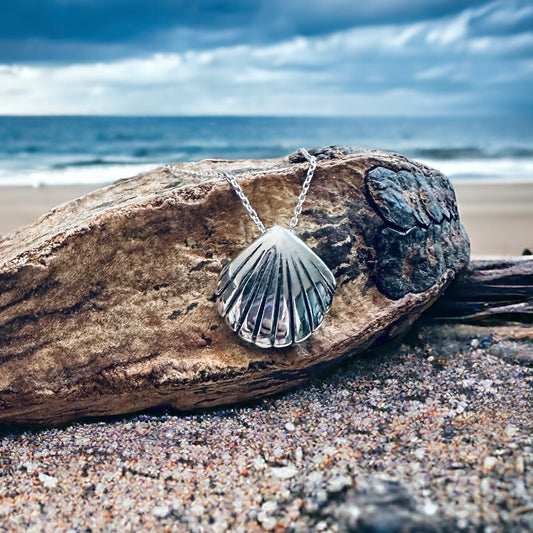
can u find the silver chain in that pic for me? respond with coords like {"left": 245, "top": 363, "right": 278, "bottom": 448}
{"left": 289, "top": 148, "right": 317, "bottom": 230}
{"left": 164, "top": 148, "right": 317, "bottom": 234}
{"left": 221, "top": 171, "right": 266, "bottom": 234}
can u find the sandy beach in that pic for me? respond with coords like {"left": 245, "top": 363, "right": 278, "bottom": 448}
{"left": 0, "top": 322, "right": 531, "bottom": 532}
{"left": 0, "top": 181, "right": 531, "bottom": 256}
{"left": 454, "top": 182, "right": 533, "bottom": 256}
{"left": 0, "top": 185, "right": 97, "bottom": 238}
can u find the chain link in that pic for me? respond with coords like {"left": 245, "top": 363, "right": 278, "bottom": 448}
{"left": 221, "top": 171, "right": 266, "bottom": 234}
{"left": 289, "top": 148, "right": 317, "bottom": 230}
{"left": 163, "top": 148, "right": 317, "bottom": 234}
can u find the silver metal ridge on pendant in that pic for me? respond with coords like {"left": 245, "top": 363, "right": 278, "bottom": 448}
{"left": 216, "top": 226, "right": 336, "bottom": 348}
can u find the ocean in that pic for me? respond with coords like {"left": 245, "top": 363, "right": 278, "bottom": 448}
{"left": 0, "top": 115, "right": 532, "bottom": 187}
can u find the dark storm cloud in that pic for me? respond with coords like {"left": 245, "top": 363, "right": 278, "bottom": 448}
{"left": 0, "top": 0, "right": 488, "bottom": 40}
{"left": 468, "top": 1, "right": 533, "bottom": 36}
{"left": 274, "top": 0, "right": 490, "bottom": 37}
{"left": 0, "top": 0, "right": 493, "bottom": 63}
{"left": 0, "top": 0, "right": 531, "bottom": 115}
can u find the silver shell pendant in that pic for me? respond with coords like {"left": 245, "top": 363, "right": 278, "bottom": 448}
{"left": 216, "top": 226, "right": 336, "bottom": 348}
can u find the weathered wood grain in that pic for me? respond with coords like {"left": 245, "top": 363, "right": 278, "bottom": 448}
{"left": 424, "top": 256, "right": 533, "bottom": 366}
{"left": 0, "top": 147, "right": 470, "bottom": 425}
{"left": 428, "top": 257, "right": 533, "bottom": 324}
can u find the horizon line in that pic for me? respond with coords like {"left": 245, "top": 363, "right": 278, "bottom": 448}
{"left": 0, "top": 112, "right": 531, "bottom": 119}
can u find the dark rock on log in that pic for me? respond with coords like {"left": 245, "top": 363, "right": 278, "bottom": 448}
{"left": 366, "top": 166, "right": 462, "bottom": 300}
{"left": 0, "top": 147, "right": 469, "bottom": 425}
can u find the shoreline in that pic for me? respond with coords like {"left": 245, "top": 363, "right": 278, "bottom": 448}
{"left": 0, "top": 181, "right": 532, "bottom": 256}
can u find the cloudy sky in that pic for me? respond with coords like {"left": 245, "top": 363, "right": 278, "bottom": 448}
{"left": 0, "top": 0, "right": 531, "bottom": 116}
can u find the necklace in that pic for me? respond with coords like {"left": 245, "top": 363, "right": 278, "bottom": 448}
{"left": 165, "top": 149, "right": 336, "bottom": 348}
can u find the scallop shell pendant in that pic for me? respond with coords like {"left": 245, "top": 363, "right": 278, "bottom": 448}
{"left": 216, "top": 226, "right": 336, "bottom": 348}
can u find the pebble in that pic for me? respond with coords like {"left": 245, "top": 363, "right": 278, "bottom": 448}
{"left": 483, "top": 456, "right": 498, "bottom": 473}
{"left": 327, "top": 475, "right": 352, "bottom": 493}
{"left": 261, "top": 501, "right": 278, "bottom": 513}
{"left": 257, "top": 511, "right": 277, "bottom": 530}
{"left": 270, "top": 465, "right": 298, "bottom": 479}
{"left": 37, "top": 473, "right": 58, "bottom": 489}
{"left": 422, "top": 499, "right": 439, "bottom": 516}
{"left": 152, "top": 505, "right": 171, "bottom": 518}
{"left": 504, "top": 424, "right": 518, "bottom": 438}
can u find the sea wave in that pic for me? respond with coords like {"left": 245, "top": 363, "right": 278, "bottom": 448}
{"left": 1, "top": 115, "right": 532, "bottom": 186}
{"left": 417, "top": 157, "right": 533, "bottom": 182}
{"left": 0, "top": 163, "right": 159, "bottom": 187}
{"left": 1, "top": 142, "right": 293, "bottom": 160}
{"left": 49, "top": 157, "right": 163, "bottom": 169}
{"left": 412, "top": 147, "right": 533, "bottom": 159}
{"left": 0, "top": 156, "right": 532, "bottom": 187}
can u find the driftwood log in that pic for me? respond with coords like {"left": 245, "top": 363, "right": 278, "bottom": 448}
{"left": 428, "top": 257, "right": 533, "bottom": 324}
{"left": 1, "top": 146, "right": 478, "bottom": 425}
{"left": 424, "top": 256, "right": 533, "bottom": 366}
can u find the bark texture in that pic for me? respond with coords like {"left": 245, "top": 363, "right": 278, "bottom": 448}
{"left": 0, "top": 147, "right": 470, "bottom": 425}
{"left": 426, "top": 256, "right": 533, "bottom": 366}
{"left": 428, "top": 257, "right": 533, "bottom": 324}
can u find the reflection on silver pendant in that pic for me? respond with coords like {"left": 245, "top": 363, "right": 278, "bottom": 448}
{"left": 217, "top": 226, "right": 336, "bottom": 348}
